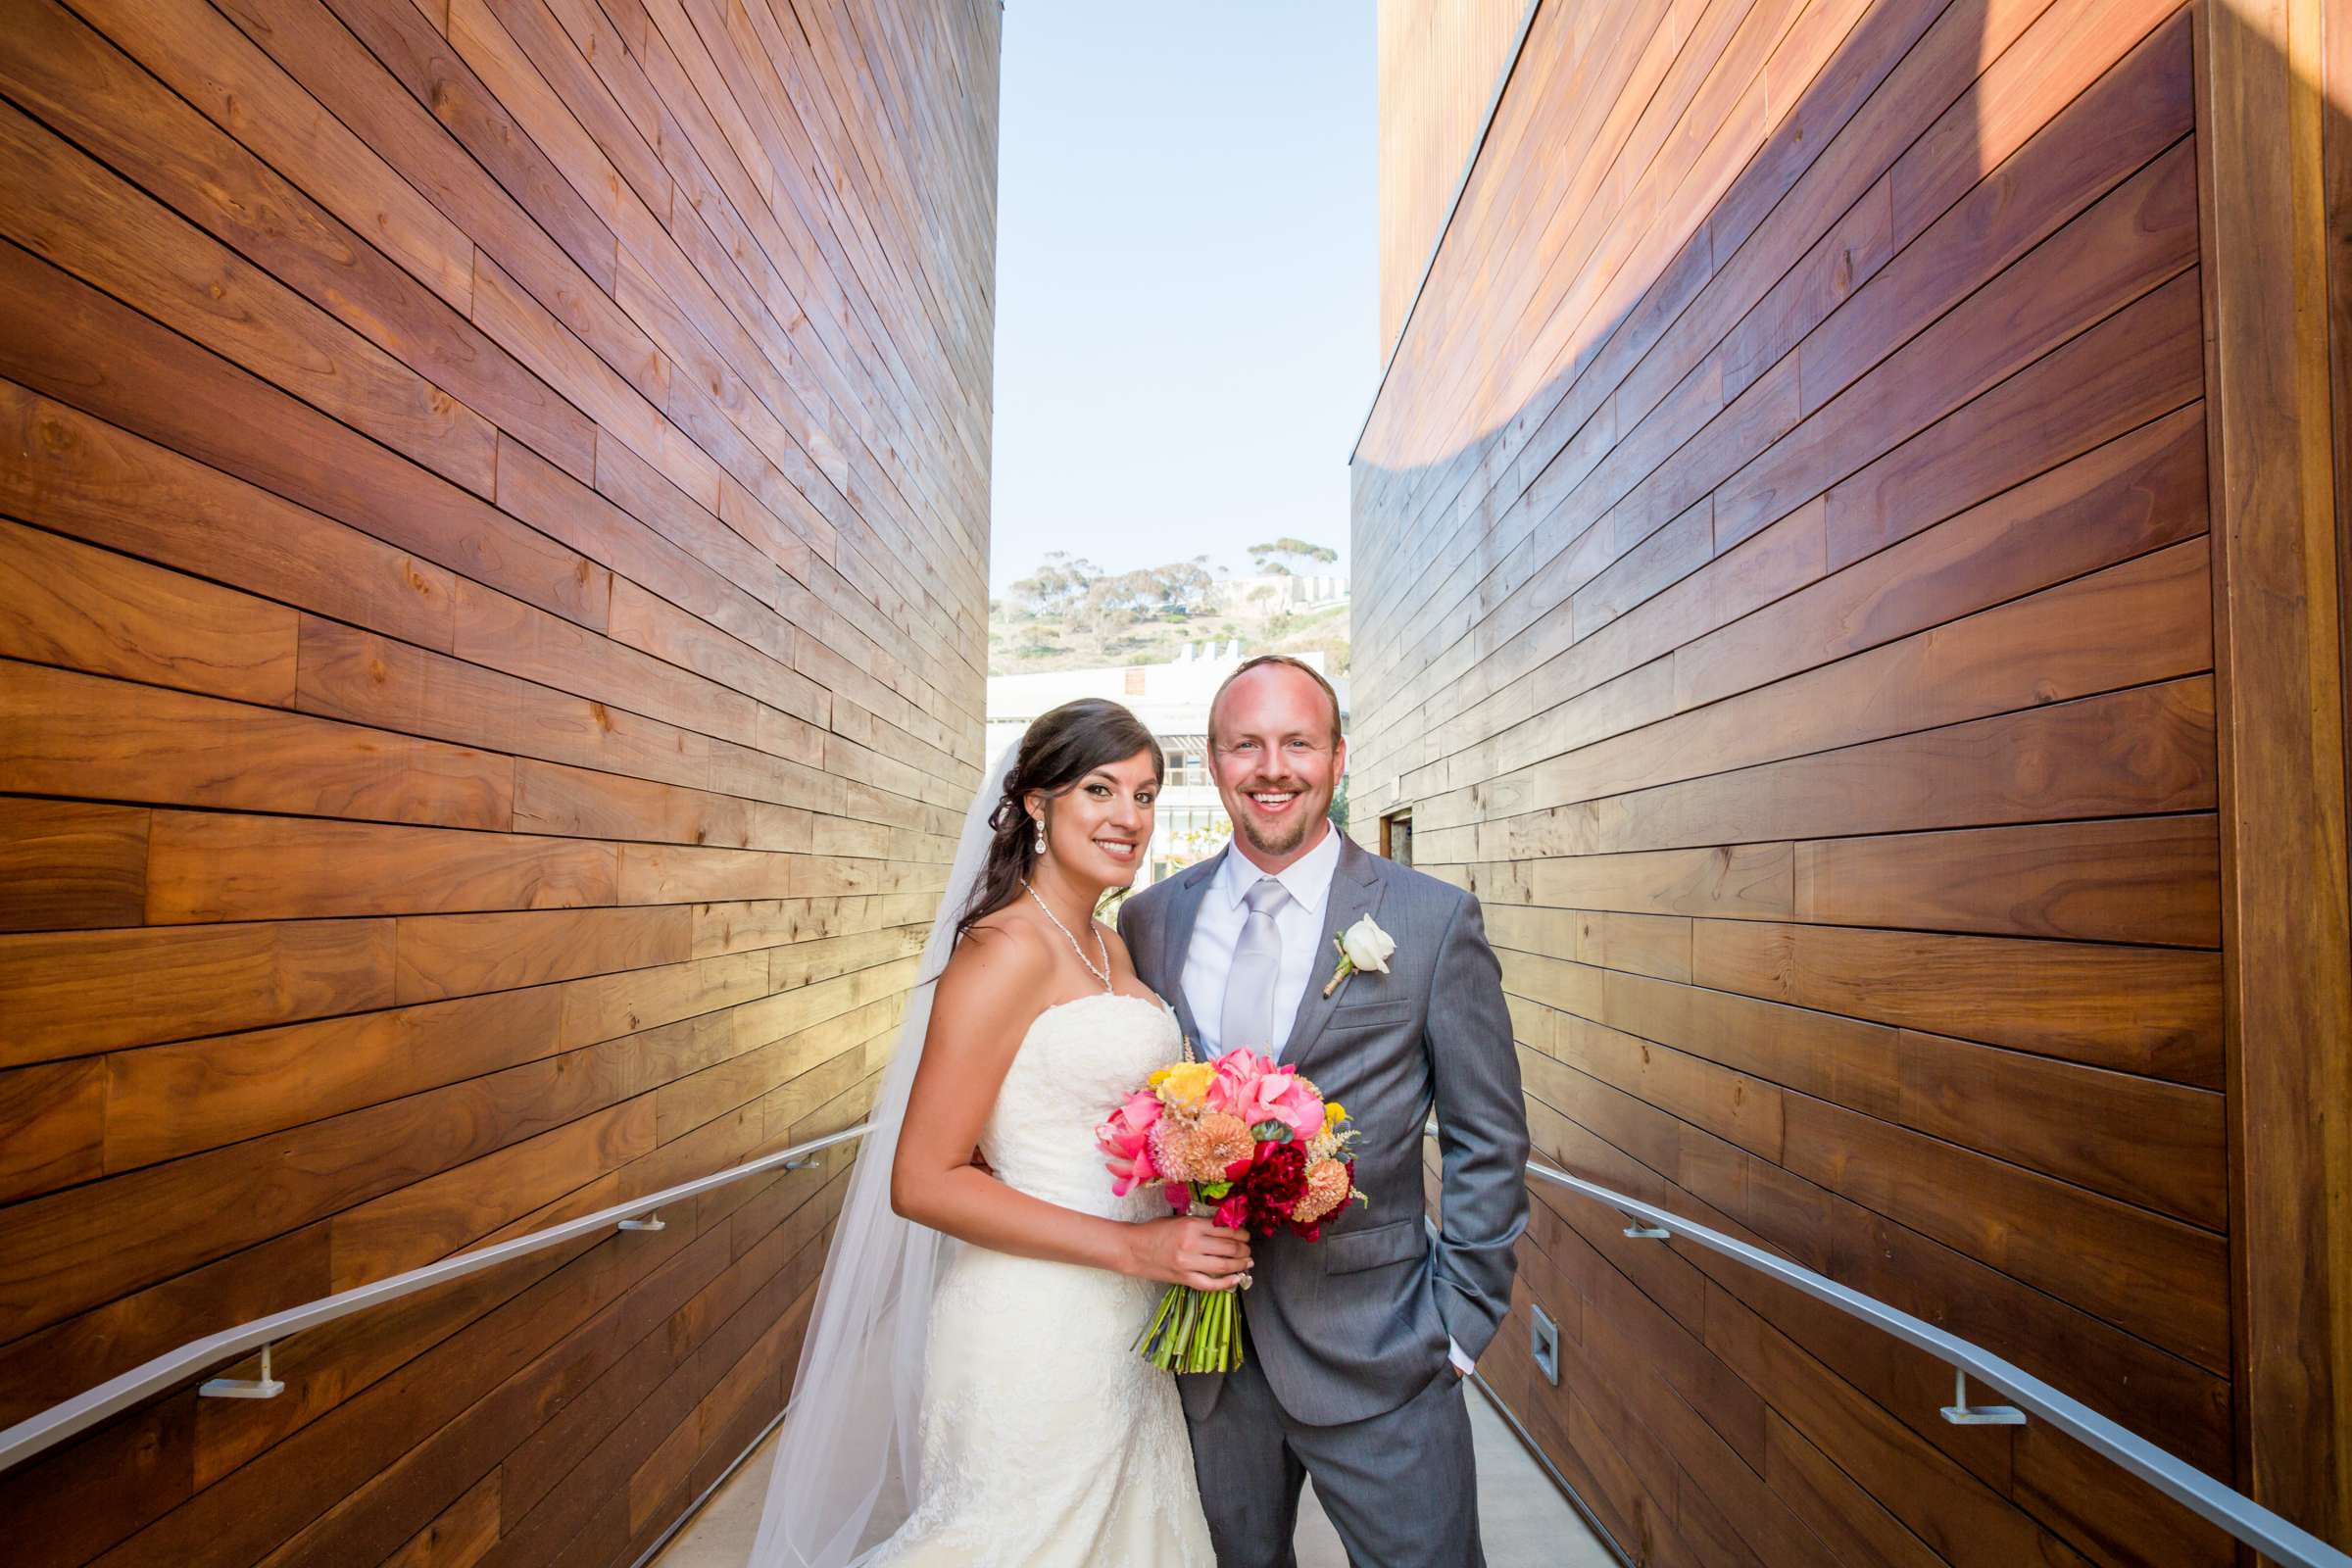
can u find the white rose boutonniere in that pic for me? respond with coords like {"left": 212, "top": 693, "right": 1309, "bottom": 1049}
{"left": 1322, "top": 913, "right": 1397, "bottom": 997}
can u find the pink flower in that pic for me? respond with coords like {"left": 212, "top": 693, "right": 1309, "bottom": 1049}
{"left": 1212, "top": 1191, "right": 1250, "bottom": 1228}
{"left": 1207, "top": 1049, "right": 1326, "bottom": 1144}
{"left": 1096, "top": 1090, "right": 1164, "bottom": 1197}
{"left": 1206, "top": 1049, "right": 1277, "bottom": 1116}
{"left": 1263, "top": 1079, "right": 1326, "bottom": 1144}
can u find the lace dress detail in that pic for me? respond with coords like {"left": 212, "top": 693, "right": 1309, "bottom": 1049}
{"left": 866, "top": 992, "right": 1216, "bottom": 1568}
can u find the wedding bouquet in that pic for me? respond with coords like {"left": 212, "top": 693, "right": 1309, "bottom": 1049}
{"left": 1095, "top": 1047, "right": 1366, "bottom": 1373}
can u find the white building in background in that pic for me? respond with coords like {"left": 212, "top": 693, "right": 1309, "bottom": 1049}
{"left": 987, "top": 644, "right": 1348, "bottom": 887}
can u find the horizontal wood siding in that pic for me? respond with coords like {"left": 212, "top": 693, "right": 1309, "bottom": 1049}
{"left": 0, "top": 0, "right": 997, "bottom": 1560}
{"left": 1360, "top": 0, "right": 2237, "bottom": 1561}
{"left": 1377, "top": 0, "right": 1531, "bottom": 350}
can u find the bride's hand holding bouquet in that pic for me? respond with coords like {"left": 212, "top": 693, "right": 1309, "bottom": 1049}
{"left": 1118, "top": 1211, "right": 1253, "bottom": 1294}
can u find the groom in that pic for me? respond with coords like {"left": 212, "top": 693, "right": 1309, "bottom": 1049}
{"left": 1120, "top": 656, "right": 1530, "bottom": 1568}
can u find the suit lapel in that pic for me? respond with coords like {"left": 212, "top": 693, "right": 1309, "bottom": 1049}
{"left": 1157, "top": 848, "right": 1224, "bottom": 1051}
{"left": 1280, "top": 837, "right": 1386, "bottom": 1076}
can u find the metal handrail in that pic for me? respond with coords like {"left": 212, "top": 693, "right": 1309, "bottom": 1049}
{"left": 1518, "top": 1158, "right": 2352, "bottom": 1568}
{"left": 0, "top": 1122, "right": 874, "bottom": 1475}
{"left": 10, "top": 1122, "right": 2343, "bottom": 1566}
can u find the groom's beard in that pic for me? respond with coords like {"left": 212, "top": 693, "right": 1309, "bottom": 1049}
{"left": 1233, "top": 780, "right": 1322, "bottom": 858}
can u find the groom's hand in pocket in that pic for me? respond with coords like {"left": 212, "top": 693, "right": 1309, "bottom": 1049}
{"left": 1126, "top": 1217, "right": 1253, "bottom": 1292}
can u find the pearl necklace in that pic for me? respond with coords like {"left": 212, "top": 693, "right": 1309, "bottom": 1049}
{"left": 1021, "top": 877, "right": 1112, "bottom": 991}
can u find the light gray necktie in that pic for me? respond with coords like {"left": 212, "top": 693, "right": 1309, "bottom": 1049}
{"left": 1221, "top": 877, "right": 1291, "bottom": 1055}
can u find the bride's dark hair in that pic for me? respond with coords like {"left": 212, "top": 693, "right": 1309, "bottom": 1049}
{"left": 956, "top": 699, "right": 1163, "bottom": 945}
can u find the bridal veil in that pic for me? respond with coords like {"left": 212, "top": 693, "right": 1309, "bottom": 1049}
{"left": 748, "top": 739, "right": 1019, "bottom": 1567}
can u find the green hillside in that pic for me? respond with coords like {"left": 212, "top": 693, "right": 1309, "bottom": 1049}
{"left": 986, "top": 544, "right": 1350, "bottom": 676}
{"left": 987, "top": 599, "right": 1349, "bottom": 676}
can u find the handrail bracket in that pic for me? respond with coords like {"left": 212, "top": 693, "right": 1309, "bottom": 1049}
{"left": 199, "top": 1341, "right": 285, "bottom": 1401}
{"left": 616, "top": 1154, "right": 820, "bottom": 1236}
{"left": 1939, "top": 1368, "right": 2026, "bottom": 1427}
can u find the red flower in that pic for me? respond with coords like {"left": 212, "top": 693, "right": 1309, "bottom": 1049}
{"left": 1239, "top": 1144, "right": 1308, "bottom": 1236}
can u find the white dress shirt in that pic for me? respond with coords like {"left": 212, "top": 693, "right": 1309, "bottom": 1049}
{"left": 1177, "top": 825, "right": 1478, "bottom": 1378}
{"left": 1181, "top": 826, "right": 1342, "bottom": 1059}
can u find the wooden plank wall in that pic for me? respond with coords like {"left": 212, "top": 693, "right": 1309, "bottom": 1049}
{"left": 0, "top": 0, "right": 997, "bottom": 1562}
{"left": 2204, "top": 0, "right": 2352, "bottom": 1540}
{"left": 1357, "top": 0, "right": 2243, "bottom": 1561}
{"left": 1376, "top": 0, "right": 1530, "bottom": 349}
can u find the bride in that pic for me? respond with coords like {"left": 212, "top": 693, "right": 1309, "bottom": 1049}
{"left": 752, "top": 699, "right": 1240, "bottom": 1566}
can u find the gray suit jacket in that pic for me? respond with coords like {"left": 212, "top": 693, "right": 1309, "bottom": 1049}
{"left": 1118, "top": 834, "right": 1530, "bottom": 1427}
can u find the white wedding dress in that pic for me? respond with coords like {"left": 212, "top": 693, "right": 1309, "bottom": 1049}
{"left": 866, "top": 990, "right": 1217, "bottom": 1567}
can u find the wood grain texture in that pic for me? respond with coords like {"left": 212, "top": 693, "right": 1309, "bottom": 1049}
{"left": 2196, "top": 0, "right": 2352, "bottom": 1539}
{"left": 1376, "top": 0, "right": 1529, "bottom": 347}
{"left": 0, "top": 799, "right": 147, "bottom": 934}
{"left": 0, "top": 518, "right": 300, "bottom": 708}
{"left": 0, "top": 0, "right": 996, "bottom": 1561}
{"left": 1361, "top": 0, "right": 2247, "bottom": 1556}
{"left": 0, "top": 918, "right": 400, "bottom": 1068}
{"left": 140, "top": 811, "right": 621, "bottom": 925}
{"left": 0, "top": 660, "right": 515, "bottom": 834}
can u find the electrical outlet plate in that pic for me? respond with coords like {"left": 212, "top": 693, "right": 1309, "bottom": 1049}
{"left": 1530, "top": 1302, "right": 1560, "bottom": 1386}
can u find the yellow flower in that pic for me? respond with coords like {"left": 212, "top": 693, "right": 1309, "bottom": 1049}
{"left": 1153, "top": 1060, "right": 1216, "bottom": 1109}
{"left": 1325, "top": 1102, "right": 1348, "bottom": 1126}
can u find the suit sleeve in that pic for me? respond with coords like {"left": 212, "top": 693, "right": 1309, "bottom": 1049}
{"left": 1424, "top": 889, "right": 1530, "bottom": 1363}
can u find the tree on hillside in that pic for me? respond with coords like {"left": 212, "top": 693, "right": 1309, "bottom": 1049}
{"left": 1155, "top": 558, "right": 1218, "bottom": 612}
{"left": 1007, "top": 552, "right": 1100, "bottom": 618}
{"left": 1072, "top": 560, "right": 1210, "bottom": 632}
{"left": 1248, "top": 538, "right": 1338, "bottom": 576}
{"left": 1007, "top": 553, "right": 1216, "bottom": 630}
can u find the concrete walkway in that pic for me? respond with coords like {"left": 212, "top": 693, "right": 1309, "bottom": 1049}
{"left": 655, "top": 1382, "right": 1617, "bottom": 1567}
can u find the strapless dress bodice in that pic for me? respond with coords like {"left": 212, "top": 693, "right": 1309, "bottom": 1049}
{"left": 978, "top": 990, "right": 1181, "bottom": 1218}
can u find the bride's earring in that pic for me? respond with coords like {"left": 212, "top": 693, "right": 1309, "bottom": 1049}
{"left": 1032, "top": 814, "right": 1047, "bottom": 857}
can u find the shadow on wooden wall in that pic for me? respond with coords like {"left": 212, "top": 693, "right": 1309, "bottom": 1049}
{"left": 1365, "top": 0, "right": 2350, "bottom": 1558}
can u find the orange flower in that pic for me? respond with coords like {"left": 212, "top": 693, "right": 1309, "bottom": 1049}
{"left": 1291, "top": 1157, "right": 1353, "bottom": 1227}
{"left": 1197, "top": 1112, "right": 1254, "bottom": 1176}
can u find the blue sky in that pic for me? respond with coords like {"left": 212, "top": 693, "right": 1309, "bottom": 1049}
{"left": 987, "top": 2, "right": 1377, "bottom": 598}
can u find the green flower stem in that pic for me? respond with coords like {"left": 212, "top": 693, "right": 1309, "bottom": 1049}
{"left": 1134, "top": 1284, "right": 1178, "bottom": 1361}
{"left": 1132, "top": 1282, "right": 1245, "bottom": 1372}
